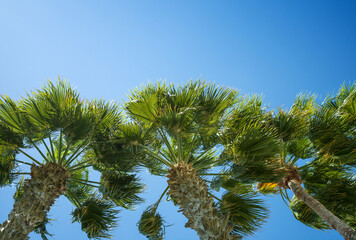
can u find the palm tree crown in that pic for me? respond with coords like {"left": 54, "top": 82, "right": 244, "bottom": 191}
{"left": 0, "top": 79, "right": 143, "bottom": 239}
{"left": 125, "top": 81, "right": 268, "bottom": 239}
{"left": 220, "top": 86, "right": 356, "bottom": 239}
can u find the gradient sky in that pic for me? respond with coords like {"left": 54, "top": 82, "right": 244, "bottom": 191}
{"left": 1, "top": 1, "right": 355, "bottom": 240}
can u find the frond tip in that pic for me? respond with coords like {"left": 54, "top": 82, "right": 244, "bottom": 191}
{"left": 71, "top": 195, "right": 119, "bottom": 239}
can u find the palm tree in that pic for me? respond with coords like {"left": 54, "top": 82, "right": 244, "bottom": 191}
{"left": 220, "top": 92, "right": 356, "bottom": 240}
{"left": 0, "top": 80, "right": 143, "bottom": 239}
{"left": 125, "top": 81, "right": 268, "bottom": 240}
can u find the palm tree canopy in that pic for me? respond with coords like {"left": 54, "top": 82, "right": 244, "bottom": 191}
{"left": 125, "top": 80, "right": 269, "bottom": 239}
{"left": 220, "top": 85, "right": 356, "bottom": 231}
{"left": 0, "top": 79, "right": 144, "bottom": 239}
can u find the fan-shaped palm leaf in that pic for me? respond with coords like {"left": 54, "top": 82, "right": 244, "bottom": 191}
{"left": 137, "top": 206, "right": 165, "bottom": 240}
{"left": 71, "top": 194, "right": 119, "bottom": 239}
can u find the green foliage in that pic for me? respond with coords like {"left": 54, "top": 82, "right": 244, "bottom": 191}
{"left": 301, "top": 163, "right": 356, "bottom": 228}
{"left": 289, "top": 196, "right": 331, "bottom": 230}
{"left": 72, "top": 195, "right": 119, "bottom": 239}
{"left": 228, "top": 123, "right": 279, "bottom": 163}
{"left": 89, "top": 123, "right": 142, "bottom": 172}
{"left": 212, "top": 177, "right": 270, "bottom": 236}
{"left": 22, "top": 80, "right": 94, "bottom": 140}
{"left": 126, "top": 80, "right": 273, "bottom": 237}
{"left": 65, "top": 167, "right": 93, "bottom": 205}
{"left": 125, "top": 80, "right": 237, "bottom": 169}
{"left": 137, "top": 206, "right": 165, "bottom": 240}
{"left": 99, "top": 171, "right": 144, "bottom": 209}
{"left": 219, "top": 191, "right": 268, "bottom": 237}
{"left": 309, "top": 83, "right": 356, "bottom": 166}
{"left": 272, "top": 95, "right": 315, "bottom": 142}
{"left": 0, "top": 79, "right": 145, "bottom": 239}
{"left": 221, "top": 95, "right": 286, "bottom": 184}
{"left": 286, "top": 137, "right": 314, "bottom": 160}
{"left": 0, "top": 146, "right": 17, "bottom": 187}
{"left": 221, "top": 124, "right": 283, "bottom": 184}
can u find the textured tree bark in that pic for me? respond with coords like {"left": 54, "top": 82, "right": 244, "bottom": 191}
{"left": 288, "top": 179, "right": 356, "bottom": 240}
{"left": 167, "top": 162, "right": 239, "bottom": 240}
{"left": 0, "top": 163, "right": 69, "bottom": 240}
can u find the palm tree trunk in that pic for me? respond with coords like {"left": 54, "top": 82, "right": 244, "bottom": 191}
{"left": 0, "top": 163, "right": 69, "bottom": 240}
{"left": 288, "top": 179, "right": 356, "bottom": 240}
{"left": 167, "top": 162, "right": 239, "bottom": 240}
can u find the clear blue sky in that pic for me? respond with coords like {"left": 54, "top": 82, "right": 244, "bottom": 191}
{"left": 0, "top": 1, "right": 355, "bottom": 239}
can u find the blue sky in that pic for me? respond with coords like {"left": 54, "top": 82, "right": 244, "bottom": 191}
{"left": 0, "top": 1, "right": 355, "bottom": 239}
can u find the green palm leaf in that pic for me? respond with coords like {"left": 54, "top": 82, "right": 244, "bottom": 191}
{"left": 0, "top": 146, "right": 18, "bottom": 187}
{"left": 137, "top": 206, "right": 166, "bottom": 240}
{"left": 71, "top": 194, "right": 119, "bottom": 239}
{"left": 99, "top": 171, "right": 144, "bottom": 209}
{"left": 289, "top": 196, "right": 331, "bottom": 230}
{"left": 219, "top": 191, "right": 268, "bottom": 237}
{"left": 301, "top": 163, "right": 356, "bottom": 228}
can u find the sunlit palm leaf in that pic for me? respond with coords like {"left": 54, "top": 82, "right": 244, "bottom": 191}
{"left": 195, "top": 81, "right": 238, "bottom": 125}
{"left": 256, "top": 182, "right": 279, "bottom": 195}
{"left": 310, "top": 83, "right": 356, "bottom": 166}
{"left": 0, "top": 96, "right": 24, "bottom": 133}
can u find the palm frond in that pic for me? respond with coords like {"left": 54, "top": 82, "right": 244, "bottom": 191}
{"left": 0, "top": 95, "right": 24, "bottom": 133}
{"left": 0, "top": 145, "right": 18, "bottom": 187}
{"left": 271, "top": 109, "right": 308, "bottom": 142}
{"left": 224, "top": 95, "right": 265, "bottom": 136}
{"left": 290, "top": 94, "right": 316, "bottom": 115}
{"left": 256, "top": 182, "right": 279, "bottom": 195}
{"left": 289, "top": 196, "right": 331, "bottom": 230}
{"left": 195, "top": 81, "right": 238, "bottom": 125}
{"left": 301, "top": 163, "right": 356, "bottom": 228}
{"left": 0, "top": 121, "right": 24, "bottom": 147}
{"left": 126, "top": 83, "right": 166, "bottom": 125}
{"left": 89, "top": 125, "right": 140, "bottom": 172}
{"left": 99, "top": 171, "right": 144, "bottom": 209}
{"left": 219, "top": 191, "right": 268, "bottom": 237}
{"left": 286, "top": 137, "right": 315, "bottom": 160}
{"left": 222, "top": 121, "right": 283, "bottom": 184}
{"left": 65, "top": 167, "right": 93, "bottom": 205}
{"left": 71, "top": 194, "right": 119, "bottom": 239}
{"left": 137, "top": 206, "right": 166, "bottom": 240}
{"left": 89, "top": 99, "right": 123, "bottom": 131}
{"left": 310, "top": 83, "right": 356, "bottom": 167}
{"left": 230, "top": 123, "right": 279, "bottom": 162}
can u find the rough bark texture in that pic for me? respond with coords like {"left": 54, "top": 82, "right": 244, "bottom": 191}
{"left": 288, "top": 179, "right": 356, "bottom": 240}
{"left": 0, "top": 163, "right": 69, "bottom": 240}
{"left": 167, "top": 162, "right": 238, "bottom": 240}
